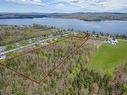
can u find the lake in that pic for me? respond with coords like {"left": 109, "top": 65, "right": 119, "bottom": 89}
{"left": 0, "top": 18, "right": 127, "bottom": 35}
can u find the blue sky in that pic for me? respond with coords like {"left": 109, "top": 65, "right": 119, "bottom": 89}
{"left": 0, "top": 0, "right": 127, "bottom": 13}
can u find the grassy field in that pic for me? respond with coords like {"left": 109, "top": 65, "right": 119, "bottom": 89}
{"left": 86, "top": 39, "right": 127, "bottom": 74}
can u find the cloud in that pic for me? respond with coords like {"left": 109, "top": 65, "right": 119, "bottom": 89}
{"left": 6, "top": 0, "right": 43, "bottom": 6}
{"left": 69, "top": 0, "right": 127, "bottom": 11}
{"left": 3, "top": 0, "right": 127, "bottom": 12}
{"left": 103, "top": 1, "right": 127, "bottom": 11}
{"left": 70, "top": 0, "right": 106, "bottom": 8}
{"left": 47, "top": 0, "right": 127, "bottom": 12}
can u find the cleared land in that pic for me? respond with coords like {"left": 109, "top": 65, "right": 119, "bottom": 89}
{"left": 86, "top": 39, "right": 127, "bottom": 73}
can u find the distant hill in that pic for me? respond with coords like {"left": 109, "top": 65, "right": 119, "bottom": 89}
{"left": 0, "top": 12, "right": 127, "bottom": 21}
{"left": 49, "top": 12, "right": 127, "bottom": 21}
{"left": 0, "top": 13, "right": 48, "bottom": 19}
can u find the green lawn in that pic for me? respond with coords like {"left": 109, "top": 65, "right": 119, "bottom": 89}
{"left": 86, "top": 39, "right": 127, "bottom": 74}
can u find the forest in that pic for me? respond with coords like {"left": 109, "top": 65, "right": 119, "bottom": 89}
{"left": 0, "top": 25, "right": 127, "bottom": 95}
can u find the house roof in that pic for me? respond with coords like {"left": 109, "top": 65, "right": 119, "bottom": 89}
{"left": 0, "top": 46, "right": 6, "bottom": 52}
{"left": 0, "top": 54, "right": 6, "bottom": 59}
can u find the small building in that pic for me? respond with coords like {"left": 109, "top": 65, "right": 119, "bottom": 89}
{"left": 38, "top": 40, "right": 45, "bottom": 43}
{"left": 0, "top": 54, "right": 6, "bottom": 60}
{"left": 0, "top": 46, "right": 6, "bottom": 60}
{"left": 48, "top": 38, "right": 54, "bottom": 41}
{"left": 48, "top": 35, "right": 54, "bottom": 41}
{"left": 0, "top": 46, "right": 6, "bottom": 53}
{"left": 106, "top": 38, "right": 118, "bottom": 45}
{"left": 29, "top": 39, "right": 32, "bottom": 44}
{"left": 52, "top": 31, "right": 64, "bottom": 36}
{"left": 48, "top": 34, "right": 53, "bottom": 38}
{"left": 36, "top": 37, "right": 43, "bottom": 43}
{"left": 16, "top": 42, "right": 20, "bottom": 47}
{"left": 111, "top": 39, "right": 118, "bottom": 45}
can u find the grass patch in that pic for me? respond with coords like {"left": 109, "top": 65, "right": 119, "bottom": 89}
{"left": 6, "top": 43, "right": 17, "bottom": 50}
{"left": 86, "top": 39, "right": 127, "bottom": 73}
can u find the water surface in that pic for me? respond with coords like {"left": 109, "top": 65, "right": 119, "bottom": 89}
{"left": 0, "top": 18, "right": 127, "bottom": 35}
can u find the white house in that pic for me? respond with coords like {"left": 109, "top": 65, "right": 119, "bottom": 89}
{"left": 111, "top": 39, "right": 118, "bottom": 45}
{"left": 29, "top": 39, "right": 32, "bottom": 44}
{"left": 0, "top": 46, "right": 6, "bottom": 60}
{"left": 106, "top": 38, "right": 118, "bottom": 45}
{"left": 0, "top": 54, "right": 6, "bottom": 60}
{"left": 48, "top": 34, "right": 54, "bottom": 41}
{"left": 48, "top": 34, "right": 53, "bottom": 38}
{"left": 16, "top": 42, "right": 20, "bottom": 47}
{"left": 38, "top": 40, "right": 45, "bottom": 43}
{"left": 0, "top": 46, "right": 6, "bottom": 53}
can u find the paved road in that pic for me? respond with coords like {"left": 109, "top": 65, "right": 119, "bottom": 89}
{"left": 0, "top": 34, "right": 68, "bottom": 56}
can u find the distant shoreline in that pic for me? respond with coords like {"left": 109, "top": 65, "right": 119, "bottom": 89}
{"left": 49, "top": 17, "right": 127, "bottom": 21}
{"left": 0, "top": 12, "right": 127, "bottom": 21}
{"left": 1, "top": 17, "right": 127, "bottom": 22}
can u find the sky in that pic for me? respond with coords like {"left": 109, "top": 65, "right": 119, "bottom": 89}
{"left": 0, "top": 0, "right": 127, "bottom": 13}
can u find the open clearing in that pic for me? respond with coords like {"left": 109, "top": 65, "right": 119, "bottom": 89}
{"left": 86, "top": 39, "right": 127, "bottom": 73}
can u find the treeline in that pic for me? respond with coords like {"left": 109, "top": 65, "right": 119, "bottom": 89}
{"left": 52, "top": 12, "right": 127, "bottom": 21}
{"left": 0, "top": 24, "right": 85, "bottom": 46}
{"left": 92, "top": 31, "right": 127, "bottom": 40}
{"left": 61, "top": 66, "right": 126, "bottom": 95}
{"left": 0, "top": 24, "right": 56, "bottom": 46}
{"left": 1, "top": 13, "right": 127, "bottom": 21}
{"left": 0, "top": 13, "right": 47, "bottom": 19}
